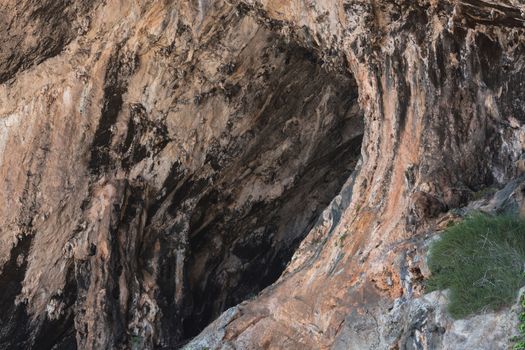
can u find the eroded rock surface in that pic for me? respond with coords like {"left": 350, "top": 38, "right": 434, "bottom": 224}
{"left": 1, "top": 0, "right": 525, "bottom": 349}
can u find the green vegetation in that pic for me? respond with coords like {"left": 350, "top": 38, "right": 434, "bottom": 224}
{"left": 130, "top": 335, "right": 143, "bottom": 350}
{"left": 511, "top": 294, "right": 525, "bottom": 350}
{"left": 427, "top": 213, "right": 525, "bottom": 319}
{"left": 334, "top": 232, "right": 349, "bottom": 248}
{"left": 471, "top": 186, "right": 498, "bottom": 201}
{"left": 339, "top": 232, "right": 348, "bottom": 246}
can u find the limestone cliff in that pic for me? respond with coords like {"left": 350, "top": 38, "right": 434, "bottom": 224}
{"left": 1, "top": 0, "right": 524, "bottom": 349}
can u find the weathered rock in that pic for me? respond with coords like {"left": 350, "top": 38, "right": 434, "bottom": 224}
{"left": 1, "top": 0, "right": 525, "bottom": 349}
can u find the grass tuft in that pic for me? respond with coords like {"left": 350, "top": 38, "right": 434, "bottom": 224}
{"left": 427, "top": 213, "right": 525, "bottom": 319}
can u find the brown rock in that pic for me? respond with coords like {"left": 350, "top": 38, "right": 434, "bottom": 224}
{"left": 0, "top": 0, "right": 524, "bottom": 349}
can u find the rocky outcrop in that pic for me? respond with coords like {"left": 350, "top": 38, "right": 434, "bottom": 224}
{"left": 1, "top": 0, "right": 525, "bottom": 349}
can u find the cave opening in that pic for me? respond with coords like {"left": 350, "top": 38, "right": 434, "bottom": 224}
{"left": 175, "top": 34, "right": 365, "bottom": 343}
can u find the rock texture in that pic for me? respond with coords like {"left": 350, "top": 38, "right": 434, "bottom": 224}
{"left": 1, "top": 0, "right": 525, "bottom": 349}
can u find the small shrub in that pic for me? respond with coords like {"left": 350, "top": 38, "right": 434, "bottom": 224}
{"left": 339, "top": 232, "right": 348, "bottom": 246}
{"left": 130, "top": 335, "right": 143, "bottom": 350}
{"left": 471, "top": 186, "right": 498, "bottom": 201}
{"left": 427, "top": 213, "right": 525, "bottom": 319}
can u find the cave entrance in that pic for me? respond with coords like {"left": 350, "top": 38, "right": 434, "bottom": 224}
{"left": 175, "top": 34, "right": 364, "bottom": 342}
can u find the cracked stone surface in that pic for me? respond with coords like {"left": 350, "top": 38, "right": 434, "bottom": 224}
{"left": 1, "top": 0, "right": 525, "bottom": 349}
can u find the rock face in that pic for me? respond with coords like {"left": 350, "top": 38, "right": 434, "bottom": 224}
{"left": 1, "top": 0, "right": 525, "bottom": 349}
